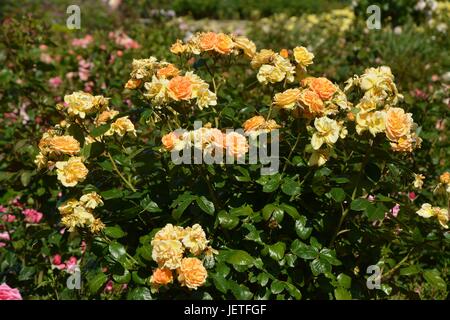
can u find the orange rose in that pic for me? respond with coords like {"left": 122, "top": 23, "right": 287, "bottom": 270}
{"left": 199, "top": 32, "right": 218, "bottom": 51}
{"left": 150, "top": 268, "right": 173, "bottom": 286}
{"left": 157, "top": 64, "right": 180, "bottom": 79}
{"left": 39, "top": 135, "right": 80, "bottom": 155}
{"left": 243, "top": 116, "right": 265, "bottom": 132}
{"left": 385, "top": 107, "right": 413, "bottom": 141}
{"left": 299, "top": 89, "right": 325, "bottom": 115}
{"left": 304, "top": 77, "right": 337, "bottom": 100}
{"left": 168, "top": 76, "right": 192, "bottom": 100}
{"left": 225, "top": 132, "right": 249, "bottom": 158}
{"left": 390, "top": 135, "right": 414, "bottom": 152}
{"left": 125, "top": 79, "right": 142, "bottom": 89}
{"left": 162, "top": 132, "right": 181, "bottom": 151}
{"left": 439, "top": 172, "right": 450, "bottom": 184}
{"left": 215, "top": 33, "right": 234, "bottom": 54}
{"left": 177, "top": 257, "right": 207, "bottom": 290}
{"left": 280, "top": 49, "right": 289, "bottom": 58}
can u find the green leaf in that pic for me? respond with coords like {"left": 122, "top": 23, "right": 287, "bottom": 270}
{"left": 334, "top": 287, "right": 352, "bottom": 300}
{"left": 87, "top": 272, "right": 108, "bottom": 294}
{"left": 101, "top": 189, "right": 124, "bottom": 200}
{"left": 280, "top": 203, "right": 301, "bottom": 220}
{"left": 218, "top": 210, "right": 239, "bottom": 230}
{"left": 291, "top": 240, "right": 318, "bottom": 260}
{"left": 104, "top": 225, "right": 127, "bottom": 239}
{"left": 113, "top": 269, "right": 131, "bottom": 284}
{"left": 295, "top": 217, "right": 312, "bottom": 240}
{"left": 196, "top": 196, "right": 215, "bottom": 215}
{"left": 127, "top": 287, "right": 152, "bottom": 300}
{"left": 366, "top": 204, "right": 386, "bottom": 221}
{"left": 211, "top": 273, "right": 228, "bottom": 294}
{"left": 140, "top": 196, "right": 161, "bottom": 213}
{"left": 229, "top": 205, "right": 253, "bottom": 216}
{"left": 310, "top": 258, "right": 331, "bottom": 276}
{"left": 351, "top": 198, "right": 370, "bottom": 211}
{"left": 91, "top": 124, "right": 111, "bottom": 137}
{"left": 226, "top": 250, "right": 254, "bottom": 267}
{"left": 270, "top": 280, "right": 285, "bottom": 294}
{"left": 337, "top": 273, "right": 352, "bottom": 289}
{"left": 256, "top": 273, "right": 270, "bottom": 286}
{"left": 18, "top": 266, "right": 36, "bottom": 281}
{"left": 319, "top": 248, "right": 342, "bottom": 266}
{"left": 281, "top": 177, "right": 301, "bottom": 196}
{"left": 266, "top": 242, "right": 286, "bottom": 261}
{"left": 257, "top": 174, "right": 281, "bottom": 193}
{"left": 262, "top": 204, "right": 284, "bottom": 223}
{"left": 229, "top": 282, "right": 253, "bottom": 300}
{"left": 109, "top": 242, "right": 127, "bottom": 263}
{"left": 285, "top": 282, "right": 302, "bottom": 300}
{"left": 400, "top": 265, "right": 421, "bottom": 276}
{"left": 330, "top": 188, "right": 346, "bottom": 203}
{"left": 423, "top": 269, "right": 447, "bottom": 291}
{"left": 20, "top": 171, "right": 32, "bottom": 187}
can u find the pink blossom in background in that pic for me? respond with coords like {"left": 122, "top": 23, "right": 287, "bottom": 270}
{"left": 60, "top": 228, "right": 66, "bottom": 235}
{"left": 65, "top": 72, "right": 76, "bottom": 80}
{"left": 435, "top": 119, "right": 445, "bottom": 131}
{"left": 71, "top": 34, "right": 94, "bottom": 48}
{"left": 40, "top": 53, "right": 53, "bottom": 64}
{"left": 116, "top": 50, "right": 123, "bottom": 57}
{"left": 22, "top": 208, "right": 43, "bottom": 224}
{"left": 408, "top": 192, "right": 417, "bottom": 201}
{"left": 0, "top": 231, "right": 10, "bottom": 241}
{"left": 390, "top": 204, "right": 400, "bottom": 218}
{"left": 35, "top": 115, "right": 43, "bottom": 124}
{"left": 104, "top": 280, "right": 114, "bottom": 293}
{"left": 431, "top": 74, "right": 440, "bottom": 82}
{"left": 10, "top": 197, "right": 24, "bottom": 208}
{"left": 1, "top": 214, "right": 16, "bottom": 223}
{"left": 39, "top": 44, "right": 48, "bottom": 51}
{"left": 19, "top": 101, "right": 31, "bottom": 124}
{"left": 0, "top": 283, "right": 22, "bottom": 300}
{"left": 0, "top": 205, "right": 7, "bottom": 213}
{"left": 413, "top": 88, "right": 428, "bottom": 100}
{"left": 367, "top": 195, "right": 375, "bottom": 202}
{"left": 49, "top": 76, "right": 62, "bottom": 89}
{"left": 66, "top": 256, "right": 78, "bottom": 273}
{"left": 78, "top": 59, "right": 93, "bottom": 81}
{"left": 109, "top": 53, "right": 116, "bottom": 64}
{"left": 121, "top": 284, "right": 128, "bottom": 291}
{"left": 84, "top": 81, "right": 94, "bottom": 93}
{"left": 109, "top": 31, "right": 140, "bottom": 50}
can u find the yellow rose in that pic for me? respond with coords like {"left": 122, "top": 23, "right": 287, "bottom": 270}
{"left": 154, "top": 224, "right": 186, "bottom": 241}
{"left": 177, "top": 257, "right": 208, "bottom": 290}
{"left": 150, "top": 268, "right": 174, "bottom": 286}
{"left": 311, "top": 116, "right": 340, "bottom": 150}
{"left": 293, "top": 46, "right": 314, "bottom": 68}
{"left": 106, "top": 116, "right": 136, "bottom": 137}
{"left": 233, "top": 36, "right": 256, "bottom": 58}
{"left": 151, "top": 239, "right": 184, "bottom": 270}
{"left": 439, "top": 172, "right": 450, "bottom": 184}
{"left": 64, "top": 91, "right": 98, "bottom": 118}
{"left": 416, "top": 203, "right": 435, "bottom": 218}
{"left": 273, "top": 88, "right": 302, "bottom": 110}
{"left": 435, "top": 207, "right": 449, "bottom": 229}
{"left": 250, "top": 49, "right": 276, "bottom": 69}
{"left": 144, "top": 76, "right": 170, "bottom": 105}
{"left": 257, "top": 64, "right": 285, "bottom": 84}
{"left": 34, "top": 152, "right": 47, "bottom": 169}
{"left": 182, "top": 224, "right": 208, "bottom": 256}
{"left": 385, "top": 107, "right": 413, "bottom": 141}
{"left": 215, "top": 33, "right": 234, "bottom": 54}
{"left": 96, "top": 108, "right": 119, "bottom": 125}
{"left": 308, "top": 148, "right": 330, "bottom": 167}
{"left": 170, "top": 39, "right": 187, "bottom": 55}
{"left": 58, "top": 198, "right": 80, "bottom": 216}
{"left": 61, "top": 205, "right": 95, "bottom": 232}
{"left": 55, "top": 157, "right": 88, "bottom": 187}
{"left": 79, "top": 192, "right": 103, "bottom": 209}
{"left": 90, "top": 218, "right": 105, "bottom": 233}
{"left": 413, "top": 174, "right": 425, "bottom": 189}
{"left": 157, "top": 63, "right": 180, "bottom": 79}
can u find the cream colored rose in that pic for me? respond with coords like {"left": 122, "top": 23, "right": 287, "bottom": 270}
{"left": 177, "top": 257, "right": 208, "bottom": 290}
{"left": 107, "top": 116, "right": 136, "bottom": 137}
{"left": 151, "top": 239, "right": 184, "bottom": 270}
{"left": 225, "top": 132, "right": 249, "bottom": 158}
{"left": 80, "top": 192, "right": 103, "bottom": 209}
{"left": 61, "top": 205, "right": 95, "bottom": 232}
{"left": 257, "top": 64, "right": 285, "bottom": 84}
{"left": 182, "top": 224, "right": 208, "bottom": 256}
{"left": 273, "top": 88, "right": 302, "bottom": 109}
{"left": 385, "top": 107, "right": 413, "bottom": 141}
{"left": 144, "top": 76, "right": 170, "bottom": 105}
{"left": 64, "top": 91, "right": 98, "bottom": 118}
{"left": 233, "top": 36, "right": 256, "bottom": 58}
{"left": 55, "top": 157, "right": 88, "bottom": 187}
{"left": 58, "top": 198, "right": 80, "bottom": 216}
{"left": 311, "top": 116, "right": 340, "bottom": 150}
{"left": 154, "top": 224, "right": 186, "bottom": 241}
{"left": 413, "top": 174, "right": 425, "bottom": 189}
{"left": 416, "top": 203, "right": 435, "bottom": 218}
{"left": 293, "top": 46, "right": 314, "bottom": 68}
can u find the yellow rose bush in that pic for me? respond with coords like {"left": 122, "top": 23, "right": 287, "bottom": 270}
{"left": 0, "top": 5, "right": 445, "bottom": 299}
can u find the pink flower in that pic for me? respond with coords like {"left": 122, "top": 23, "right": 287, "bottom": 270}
{"left": 22, "top": 209, "right": 43, "bottom": 224}
{"left": 367, "top": 195, "right": 376, "bottom": 202}
{"left": 0, "top": 231, "right": 10, "bottom": 241}
{"left": 0, "top": 283, "right": 22, "bottom": 300}
{"left": 49, "top": 76, "right": 62, "bottom": 89}
{"left": 71, "top": 34, "right": 94, "bottom": 48}
{"left": 66, "top": 256, "right": 78, "bottom": 273}
{"left": 390, "top": 204, "right": 400, "bottom": 218}
{"left": 78, "top": 59, "right": 93, "bottom": 81}
{"left": 1, "top": 214, "right": 16, "bottom": 223}
{"left": 40, "top": 53, "right": 53, "bottom": 64}
{"left": 10, "top": 197, "right": 24, "bottom": 208}
{"left": 408, "top": 192, "right": 417, "bottom": 201}
{"left": 109, "top": 31, "right": 140, "bottom": 50}
{"left": 52, "top": 254, "right": 66, "bottom": 270}
{"left": 0, "top": 205, "right": 7, "bottom": 213}
{"left": 104, "top": 280, "right": 114, "bottom": 293}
